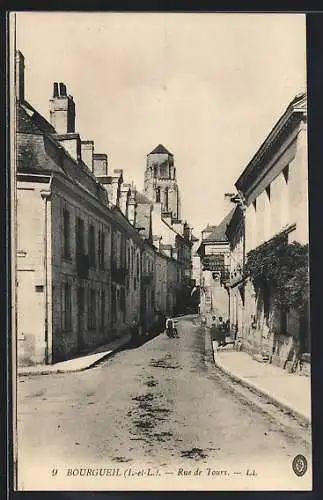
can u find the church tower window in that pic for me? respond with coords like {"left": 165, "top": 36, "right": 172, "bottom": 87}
{"left": 165, "top": 187, "right": 169, "bottom": 211}
{"left": 159, "top": 160, "right": 169, "bottom": 178}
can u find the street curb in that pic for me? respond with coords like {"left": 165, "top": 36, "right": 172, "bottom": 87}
{"left": 18, "top": 337, "right": 131, "bottom": 376}
{"left": 211, "top": 341, "right": 311, "bottom": 427}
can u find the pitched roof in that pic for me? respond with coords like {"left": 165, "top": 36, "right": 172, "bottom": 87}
{"left": 202, "top": 224, "right": 217, "bottom": 233}
{"left": 17, "top": 100, "right": 109, "bottom": 206}
{"left": 149, "top": 144, "right": 173, "bottom": 155}
{"left": 17, "top": 104, "right": 69, "bottom": 176}
{"left": 203, "top": 208, "right": 235, "bottom": 243}
{"left": 225, "top": 205, "right": 244, "bottom": 240}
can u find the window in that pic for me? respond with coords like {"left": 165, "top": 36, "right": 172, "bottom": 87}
{"left": 265, "top": 185, "right": 271, "bottom": 201}
{"left": 131, "top": 246, "right": 134, "bottom": 275}
{"left": 63, "top": 208, "right": 71, "bottom": 258}
{"left": 137, "top": 254, "right": 140, "bottom": 277}
{"left": 62, "top": 283, "right": 72, "bottom": 331}
{"left": 121, "top": 237, "right": 126, "bottom": 267}
{"left": 98, "top": 229, "right": 105, "bottom": 269}
{"left": 120, "top": 288, "right": 126, "bottom": 321}
{"left": 88, "top": 289, "right": 96, "bottom": 329}
{"left": 252, "top": 199, "right": 257, "bottom": 211}
{"left": 117, "top": 233, "right": 121, "bottom": 267}
{"left": 100, "top": 289, "right": 105, "bottom": 330}
{"left": 160, "top": 161, "right": 169, "bottom": 178}
{"left": 88, "top": 224, "right": 96, "bottom": 267}
{"left": 127, "top": 245, "right": 131, "bottom": 267}
{"left": 111, "top": 232, "right": 118, "bottom": 267}
{"left": 111, "top": 286, "right": 117, "bottom": 323}
{"left": 156, "top": 188, "right": 161, "bottom": 203}
{"left": 76, "top": 217, "right": 84, "bottom": 254}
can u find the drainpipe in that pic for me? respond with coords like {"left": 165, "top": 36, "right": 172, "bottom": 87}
{"left": 241, "top": 197, "right": 247, "bottom": 344}
{"left": 41, "top": 175, "right": 53, "bottom": 364}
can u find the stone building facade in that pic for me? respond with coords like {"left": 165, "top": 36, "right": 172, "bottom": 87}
{"left": 154, "top": 249, "right": 168, "bottom": 316}
{"left": 225, "top": 204, "right": 245, "bottom": 339}
{"left": 197, "top": 211, "right": 233, "bottom": 325}
{"left": 227, "top": 92, "right": 309, "bottom": 367}
{"left": 15, "top": 52, "right": 195, "bottom": 367}
{"left": 16, "top": 71, "right": 115, "bottom": 364}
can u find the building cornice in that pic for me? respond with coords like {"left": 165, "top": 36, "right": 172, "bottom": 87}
{"left": 235, "top": 94, "right": 307, "bottom": 194}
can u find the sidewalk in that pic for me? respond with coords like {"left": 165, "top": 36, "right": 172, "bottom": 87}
{"left": 18, "top": 333, "right": 132, "bottom": 376}
{"left": 212, "top": 342, "right": 311, "bottom": 425}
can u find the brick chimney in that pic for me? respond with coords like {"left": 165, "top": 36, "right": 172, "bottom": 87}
{"left": 81, "top": 141, "right": 94, "bottom": 171}
{"left": 127, "top": 186, "right": 137, "bottom": 226}
{"left": 49, "top": 82, "right": 75, "bottom": 134}
{"left": 15, "top": 51, "right": 25, "bottom": 102}
{"left": 172, "top": 220, "right": 183, "bottom": 235}
{"left": 100, "top": 169, "right": 123, "bottom": 206}
{"left": 119, "top": 183, "right": 131, "bottom": 216}
{"left": 93, "top": 154, "right": 108, "bottom": 176}
{"left": 113, "top": 169, "right": 123, "bottom": 206}
{"left": 50, "top": 82, "right": 81, "bottom": 163}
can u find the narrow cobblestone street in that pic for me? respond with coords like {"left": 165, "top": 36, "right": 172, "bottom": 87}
{"left": 17, "top": 316, "right": 311, "bottom": 490}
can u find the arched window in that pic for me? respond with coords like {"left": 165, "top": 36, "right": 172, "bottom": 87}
{"left": 156, "top": 187, "right": 161, "bottom": 203}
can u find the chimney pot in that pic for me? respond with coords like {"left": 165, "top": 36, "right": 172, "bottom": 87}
{"left": 59, "top": 83, "right": 67, "bottom": 96}
{"left": 50, "top": 82, "right": 75, "bottom": 134}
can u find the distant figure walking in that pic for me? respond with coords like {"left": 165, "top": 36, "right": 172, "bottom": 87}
{"left": 210, "top": 316, "right": 218, "bottom": 342}
{"left": 217, "top": 317, "right": 226, "bottom": 346}
{"left": 165, "top": 317, "right": 179, "bottom": 338}
{"left": 130, "top": 320, "right": 140, "bottom": 346}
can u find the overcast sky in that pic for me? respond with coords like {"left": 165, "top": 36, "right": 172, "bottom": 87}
{"left": 15, "top": 12, "right": 306, "bottom": 236}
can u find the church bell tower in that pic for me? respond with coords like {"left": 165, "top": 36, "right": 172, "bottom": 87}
{"left": 144, "top": 144, "right": 181, "bottom": 221}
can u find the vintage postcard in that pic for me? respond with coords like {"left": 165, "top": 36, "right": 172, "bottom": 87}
{"left": 10, "top": 11, "right": 311, "bottom": 491}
